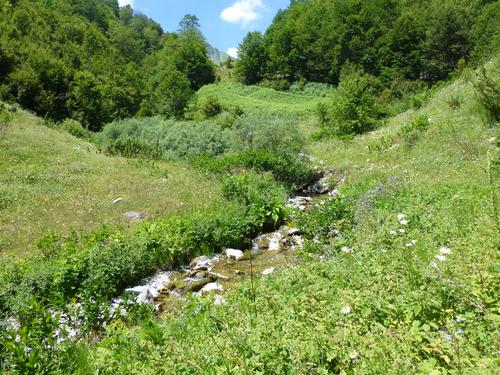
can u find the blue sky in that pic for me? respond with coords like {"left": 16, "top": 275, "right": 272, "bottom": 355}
{"left": 117, "top": 0, "right": 290, "bottom": 57}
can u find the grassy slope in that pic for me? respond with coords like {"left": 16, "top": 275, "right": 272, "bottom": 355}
{"left": 88, "top": 59, "right": 498, "bottom": 373}
{"left": 195, "top": 82, "right": 328, "bottom": 114}
{"left": 0, "top": 110, "right": 220, "bottom": 255}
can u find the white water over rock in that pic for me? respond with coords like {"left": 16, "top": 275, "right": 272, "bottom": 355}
{"left": 124, "top": 270, "right": 172, "bottom": 304}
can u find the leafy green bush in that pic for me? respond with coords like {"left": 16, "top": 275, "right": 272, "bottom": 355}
{"left": 473, "top": 67, "right": 500, "bottom": 123}
{"left": 194, "top": 149, "right": 315, "bottom": 189}
{"left": 198, "top": 95, "right": 223, "bottom": 118}
{"left": 296, "top": 195, "right": 353, "bottom": 243}
{"left": 323, "top": 65, "right": 383, "bottom": 137}
{"left": 101, "top": 117, "right": 240, "bottom": 160}
{"left": 399, "top": 115, "right": 431, "bottom": 146}
{"left": 0, "top": 105, "right": 11, "bottom": 135}
{"left": 60, "top": 118, "right": 90, "bottom": 139}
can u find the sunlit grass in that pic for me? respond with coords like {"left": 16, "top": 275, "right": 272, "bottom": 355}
{"left": 0, "top": 110, "right": 220, "bottom": 255}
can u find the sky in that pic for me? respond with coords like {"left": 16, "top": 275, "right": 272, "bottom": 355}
{"left": 117, "top": 0, "right": 290, "bottom": 58}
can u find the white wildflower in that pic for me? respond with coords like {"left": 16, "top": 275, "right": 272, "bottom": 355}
{"left": 405, "top": 242, "right": 413, "bottom": 248}
{"left": 341, "top": 246, "right": 354, "bottom": 254}
{"left": 399, "top": 219, "right": 409, "bottom": 225}
{"left": 397, "top": 213, "right": 406, "bottom": 221}
{"left": 439, "top": 247, "right": 451, "bottom": 255}
{"left": 349, "top": 351, "right": 360, "bottom": 360}
{"left": 390, "top": 230, "right": 397, "bottom": 235}
{"left": 435, "top": 255, "right": 447, "bottom": 262}
{"left": 431, "top": 262, "right": 438, "bottom": 268}
{"left": 341, "top": 306, "right": 352, "bottom": 315}
{"left": 399, "top": 229, "right": 405, "bottom": 234}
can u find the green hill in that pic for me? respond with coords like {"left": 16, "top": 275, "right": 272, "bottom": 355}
{"left": 0, "top": 107, "right": 219, "bottom": 255}
{"left": 79, "top": 56, "right": 499, "bottom": 373}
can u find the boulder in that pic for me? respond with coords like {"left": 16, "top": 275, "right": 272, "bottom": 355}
{"left": 226, "top": 248, "right": 244, "bottom": 261}
{"left": 262, "top": 267, "right": 275, "bottom": 275}
{"left": 190, "top": 255, "right": 211, "bottom": 270}
{"left": 123, "top": 211, "right": 148, "bottom": 223}
{"left": 197, "top": 282, "right": 223, "bottom": 295}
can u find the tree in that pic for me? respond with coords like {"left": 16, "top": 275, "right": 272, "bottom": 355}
{"left": 235, "top": 32, "right": 267, "bottom": 85}
{"left": 179, "top": 14, "right": 200, "bottom": 32}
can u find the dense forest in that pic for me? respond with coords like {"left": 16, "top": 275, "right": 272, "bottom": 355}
{"left": 236, "top": 0, "right": 500, "bottom": 86}
{"left": 0, "top": 0, "right": 215, "bottom": 130}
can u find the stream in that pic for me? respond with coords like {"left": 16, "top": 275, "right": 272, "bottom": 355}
{"left": 121, "top": 174, "right": 334, "bottom": 315}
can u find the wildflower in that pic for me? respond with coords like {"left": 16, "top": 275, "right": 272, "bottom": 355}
{"left": 341, "top": 306, "right": 352, "bottom": 315}
{"left": 411, "top": 240, "right": 417, "bottom": 245}
{"left": 390, "top": 230, "right": 397, "bottom": 235}
{"left": 397, "top": 213, "right": 405, "bottom": 221}
{"left": 435, "top": 255, "right": 447, "bottom": 262}
{"left": 399, "top": 229, "right": 405, "bottom": 234}
{"left": 341, "top": 246, "right": 354, "bottom": 254}
{"left": 439, "top": 246, "right": 451, "bottom": 255}
{"left": 405, "top": 242, "right": 413, "bottom": 248}
{"left": 431, "top": 262, "right": 438, "bottom": 268}
{"left": 399, "top": 219, "right": 409, "bottom": 225}
{"left": 349, "top": 351, "right": 360, "bottom": 361}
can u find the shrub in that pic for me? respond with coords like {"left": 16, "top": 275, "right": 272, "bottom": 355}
{"left": 399, "top": 115, "right": 430, "bottom": 146}
{"left": 0, "top": 102, "right": 12, "bottom": 132}
{"left": 323, "top": 65, "right": 382, "bottom": 137}
{"left": 231, "top": 111, "right": 303, "bottom": 154}
{"left": 60, "top": 118, "right": 90, "bottom": 139}
{"left": 195, "top": 149, "right": 316, "bottom": 189}
{"left": 198, "top": 95, "right": 222, "bottom": 118}
{"left": 473, "top": 67, "right": 500, "bottom": 123}
{"left": 296, "top": 195, "right": 353, "bottom": 243}
{"left": 101, "top": 117, "right": 240, "bottom": 160}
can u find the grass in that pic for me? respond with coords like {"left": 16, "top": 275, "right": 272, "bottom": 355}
{"left": 194, "top": 82, "right": 329, "bottom": 115}
{"left": 79, "top": 57, "right": 499, "bottom": 373}
{"left": 0, "top": 109, "right": 220, "bottom": 255}
{"left": 0, "top": 55, "right": 498, "bottom": 373}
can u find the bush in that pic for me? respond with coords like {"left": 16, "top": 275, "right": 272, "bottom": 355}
{"left": 60, "top": 118, "right": 90, "bottom": 139}
{"left": 101, "top": 117, "right": 240, "bottom": 160}
{"left": 198, "top": 95, "right": 223, "bottom": 118}
{"left": 0, "top": 102, "right": 12, "bottom": 132}
{"left": 323, "top": 65, "right": 383, "bottom": 137}
{"left": 473, "top": 67, "right": 500, "bottom": 123}
{"left": 231, "top": 111, "right": 303, "bottom": 154}
{"left": 399, "top": 115, "right": 430, "bottom": 146}
{"left": 194, "top": 149, "right": 316, "bottom": 189}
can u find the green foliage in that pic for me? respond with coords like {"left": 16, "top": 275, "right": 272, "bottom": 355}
{"left": 323, "top": 66, "right": 382, "bottom": 136}
{"left": 0, "top": 1, "right": 214, "bottom": 130}
{"left": 232, "top": 0, "right": 496, "bottom": 88}
{"left": 101, "top": 117, "right": 240, "bottom": 160}
{"left": 399, "top": 115, "right": 431, "bottom": 146}
{"left": 234, "top": 31, "right": 267, "bottom": 85}
{"left": 60, "top": 118, "right": 90, "bottom": 139}
{"left": 197, "top": 149, "right": 315, "bottom": 189}
{"left": 473, "top": 67, "right": 500, "bottom": 123}
{"left": 197, "top": 95, "right": 223, "bottom": 118}
{"left": 296, "top": 195, "right": 353, "bottom": 243}
{"left": 222, "top": 171, "right": 288, "bottom": 227}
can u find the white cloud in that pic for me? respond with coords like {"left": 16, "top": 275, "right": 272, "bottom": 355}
{"left": 220, "top": 0, "right": 264, "bottom": 27}
{"left": 227, "top": 48, "right": 239, "bottom": 59}
{"left": 118, "top": 0, "right": 134, "bottom": 7}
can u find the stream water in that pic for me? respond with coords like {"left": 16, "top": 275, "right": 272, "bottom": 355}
{"left": 123, "top": 183, "right": 332, "bottom": 315}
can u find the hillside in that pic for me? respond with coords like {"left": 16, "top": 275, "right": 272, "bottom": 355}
{"left": 0, "top": 1, "right": 498, "bottom": 373}
{"left": 0, "top": 107, "right": 219, "bottom": 255}
{"left": 83, "top": 55, "right": 499, "bottom": 373}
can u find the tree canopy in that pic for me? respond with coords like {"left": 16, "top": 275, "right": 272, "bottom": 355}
{"left": 0, "top": 1, "right": 215, "bottom": 130}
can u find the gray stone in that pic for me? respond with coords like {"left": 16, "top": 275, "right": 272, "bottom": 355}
{"left": 123, "top": 211, "right": 147, "bottom": 222}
